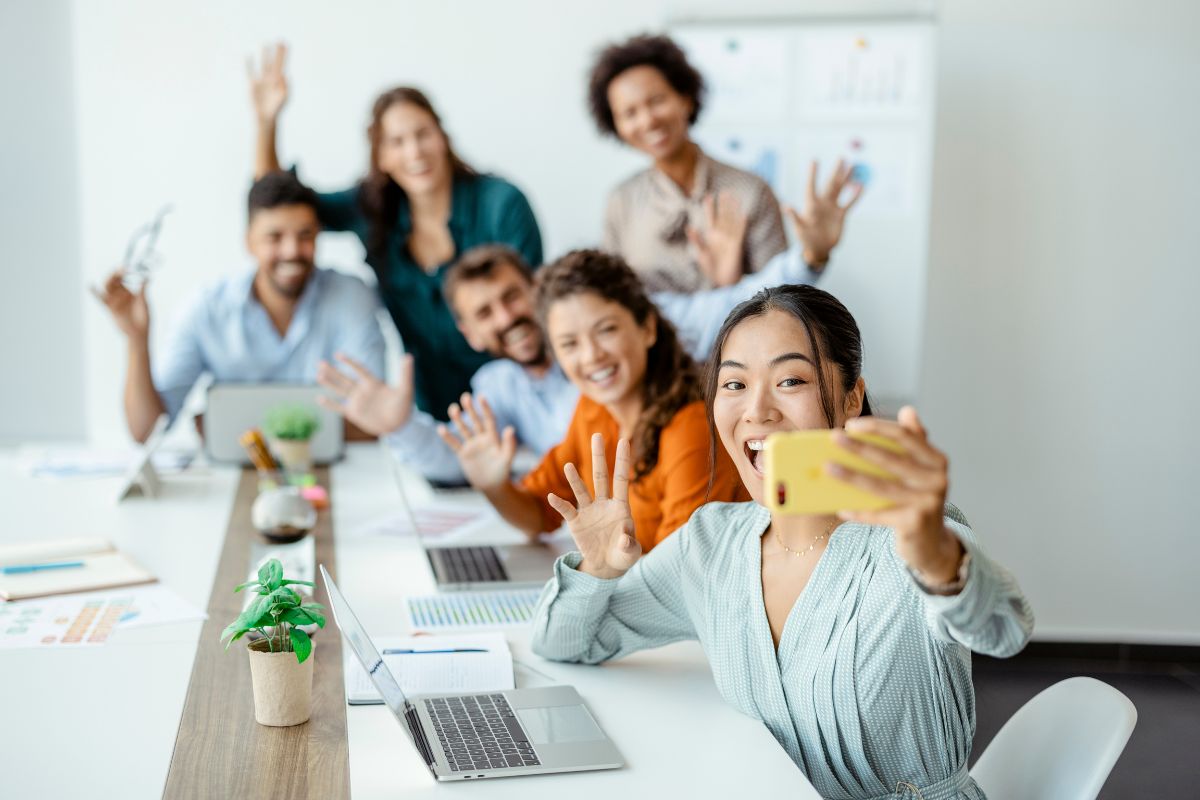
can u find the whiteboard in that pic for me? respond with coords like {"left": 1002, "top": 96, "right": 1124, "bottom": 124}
{"left": 671, "top": 21, "right": 937, "bottom": 408}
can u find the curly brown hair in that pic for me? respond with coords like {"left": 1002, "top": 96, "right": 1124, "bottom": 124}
{"left": 359, "top": 87, "right": 476, "bottom": 269}
{"left": 587, "top": 34, "right": 706, "bottom": 138}
{"left": 535, "top": 249, "right": 700, "bottom": 482}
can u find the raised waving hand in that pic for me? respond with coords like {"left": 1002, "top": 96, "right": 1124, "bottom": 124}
{"left": 316, "top": 353, "right": 414, "bottom": 437}
{"left": 436, "top": 393, "right": 517, "bottom": 491}
{"left": 687, "top": 190, "right": 749, "bottom": 288}
{"left": 786, "top": 158, "right": 865, "bottom": 269}
{"left": 546, "top": 434, "right": 642, "bottom": 579}
{"left": 247, "top": 42, "right": 289, "bottom": 124}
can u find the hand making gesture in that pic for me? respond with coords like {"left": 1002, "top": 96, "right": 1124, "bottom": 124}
{"left": 436, "top": 393, "right": 517, "bottom": 491}
{"left": 687, "top": 190, "right": 749, "bottom": 288}
{"left": 316, "top": 353, "right": 414, "bottom": 437}
{"left": 829, "top": 406, "right": 964, "bottom": 588}
{"left": 92, "top": 268, "right": 150, "bottom": 340}
{"left": 247, "top": 42, "right": 289, "bottom": 124}
{"left": 546, "top": 434, "right": 642, "bottom": 580}
{"left": 786, "top": 158, "right": 865, "bottom": 270}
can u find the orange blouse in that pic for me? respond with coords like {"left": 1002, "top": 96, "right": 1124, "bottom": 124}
{"left": 520, "top": 396, "right": 748, "bottom": 551}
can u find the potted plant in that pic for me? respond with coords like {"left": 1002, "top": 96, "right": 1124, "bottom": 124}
{"left": 220, "top": 558, "right": 326, "bottom": 727}
{"left": 263, "top": 403, "right": 320, "bottom": 476}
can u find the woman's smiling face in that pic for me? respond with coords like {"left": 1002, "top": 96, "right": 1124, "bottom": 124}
{"left": 712, "top": 309, "right": 864, "bottom": 503}
{"left": 546, "top": 291, "right": 656, "bottom": 411}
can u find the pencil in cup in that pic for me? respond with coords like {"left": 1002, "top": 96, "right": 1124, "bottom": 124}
{"left": 238, "top": 428, "right": 281, "bottom": 486}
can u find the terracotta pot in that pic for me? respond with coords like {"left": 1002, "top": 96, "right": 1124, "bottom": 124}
{"left": 247, "top": 637, "right": 315, "bottom": 726}
{"left": 270, "top": 438, "right": 313, "bottom": 475}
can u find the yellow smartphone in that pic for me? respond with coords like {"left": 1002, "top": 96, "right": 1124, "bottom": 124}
{"left": 763, "top": 430, "right": 903, "bottom": 515}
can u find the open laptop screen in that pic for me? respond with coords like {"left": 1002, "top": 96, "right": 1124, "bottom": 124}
{"left": 319, "top": 566, "right": 410, "bottom": 717}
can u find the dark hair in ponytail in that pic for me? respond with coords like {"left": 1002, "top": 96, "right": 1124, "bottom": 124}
{"left": 703, "top": 284, "right": 874, "bottom": 474}
{"left": 536, "top": 249, "right": 699, "bottom": 481}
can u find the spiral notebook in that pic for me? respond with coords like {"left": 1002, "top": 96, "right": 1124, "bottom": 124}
{"left": 0, "top": 538, "right": 155, "bottom": 601}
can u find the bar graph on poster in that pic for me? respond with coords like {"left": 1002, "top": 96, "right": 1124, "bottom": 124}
{"left": 672, "top": 20, "right": 935, "bottom": 406}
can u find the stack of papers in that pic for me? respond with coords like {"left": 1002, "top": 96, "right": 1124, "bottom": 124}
{"left": 344, "top": 632, "right": 513, "bottom": 705}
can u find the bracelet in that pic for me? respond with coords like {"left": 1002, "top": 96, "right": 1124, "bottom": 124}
{"left": 910, "top": 550, "right": 971, "bottom": 596}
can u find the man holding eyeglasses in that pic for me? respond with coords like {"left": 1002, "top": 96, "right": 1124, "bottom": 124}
{"left": 93, "top": 172, "right": 386, "bottom": 442}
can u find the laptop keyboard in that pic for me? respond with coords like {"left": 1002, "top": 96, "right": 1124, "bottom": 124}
{"left": 426, "top": 694, "right": 541, "bottom": 772}
{"left": 434, "top": 546, "right": 509, "bottom": 584}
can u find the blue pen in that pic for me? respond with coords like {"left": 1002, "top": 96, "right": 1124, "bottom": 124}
{"left": 2, "top": 560, "right": 86, "bottom": 575}
{"left": 382, "top": 648, "right": 488, "bottom": 655}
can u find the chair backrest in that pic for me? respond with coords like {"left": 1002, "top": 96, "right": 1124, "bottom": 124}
{"left": 970, "top": 676, "right": 1137, "bottom": 800}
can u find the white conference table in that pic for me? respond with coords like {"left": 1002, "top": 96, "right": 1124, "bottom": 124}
{"left": 0, "top": 443, "right": 818, "bottom": 799}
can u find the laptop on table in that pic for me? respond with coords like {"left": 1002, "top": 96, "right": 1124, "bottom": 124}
{"left": 320, "top": 566, "right": 623, "bottom": 781}
{"left": 385, "top": 447, "right": 562, "bottom": 591}
{"left": 204, "top": 383, "right": 345, "bottom": 465}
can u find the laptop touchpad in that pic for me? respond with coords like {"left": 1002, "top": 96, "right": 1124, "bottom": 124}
{"left": 516, "top": 705, "right": 605, "bottom": 744}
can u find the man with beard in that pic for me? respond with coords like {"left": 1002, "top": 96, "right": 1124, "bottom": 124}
{"left": 317, "top": 227, "right": 823, "bottom": 485}
{"left": 94, "top": 171, "right": 385, "bottom": 442}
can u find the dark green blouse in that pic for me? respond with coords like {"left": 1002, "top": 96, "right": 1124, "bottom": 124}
{"left": 315, "top": 173, "right": 542, "bottom": 421}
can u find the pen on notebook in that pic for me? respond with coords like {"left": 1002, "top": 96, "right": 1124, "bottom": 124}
{"left": 382, "top": 648, "right": 489, "bottom": 655}
{"left": 2, "top": 561, "right": 86, "bottom": 575}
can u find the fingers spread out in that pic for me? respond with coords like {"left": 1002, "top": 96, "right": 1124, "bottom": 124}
{"left": 478, "top": 396, "right": 499, "bottom": 436}
{"left": 461, "top": 393, "right": 485, "bottom": 435}
{"left": 546, "top": 492, "right": 578, "bottom": 523}
{"left": 611, "top": 438, "right": 632, "bottom": 503}
{"left": 447, "top": 404, "right": 475, "bottom": 443}
{"left": 316, "top": 361, "right": 354, "bottom": 396}
{"left": 590, "top": 433, "right": 609, "bottom": 501}
{"left": 842, "top": 180, "right": 865, "bottom": 211}
{"left": 334, "top": 352, "right": 375, "bottom": 381}
{"left": 435, "top": 424, "right": 462, "bottom": 453}
{"left": 563, "top": 462, "right": 593, "bottom": 508}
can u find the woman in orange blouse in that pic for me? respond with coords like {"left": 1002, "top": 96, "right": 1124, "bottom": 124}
{"left": 437, "top": 249, "right": 746, "bottom": 551}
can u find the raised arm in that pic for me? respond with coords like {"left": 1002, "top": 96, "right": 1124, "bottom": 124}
{"left": 831, "top": 407, "right": 1034, "bottom": 657}
{"left": 437, "top": 394, "right": 545, "bottom": 537}
{"left": 787, "top": 158, "right": 864, "bottom": 271}
{"left": 247, "top": 42, "right": 289, "bottom": 178}
{"left": 531, "top": 436, "right": 695, "bottom": 664}
{"left": 91, "top": 270, "right": 166, "bottom": 442}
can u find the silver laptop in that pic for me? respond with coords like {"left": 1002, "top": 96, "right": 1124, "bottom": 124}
{"left": 204, "top": 383, "right": 344, "bottom": 465}
{"left": 320, "top": 566, "right": 622, "bottom": 780}
{"left": 386, "top": 447, "right": 561, "bottom": 591}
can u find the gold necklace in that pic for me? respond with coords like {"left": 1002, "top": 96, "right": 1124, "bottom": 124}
{"left": 773, "top": 519, "right": 838, "bottom": 559}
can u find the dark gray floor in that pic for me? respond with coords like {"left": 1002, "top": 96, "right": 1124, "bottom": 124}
{"left": 971, "top": 649, "right": 1200, "bottom": 799}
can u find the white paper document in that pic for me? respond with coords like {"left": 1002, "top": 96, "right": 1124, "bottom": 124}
{"left": 0, "top": 584, "right": 206, "bottom": 649}
{"left": 344, "top": 632, "right": 513, "bottom": 705}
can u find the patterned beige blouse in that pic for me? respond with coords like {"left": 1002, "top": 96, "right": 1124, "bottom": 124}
{"left": 603, "top": 150, "right": 788, "bottom": 293}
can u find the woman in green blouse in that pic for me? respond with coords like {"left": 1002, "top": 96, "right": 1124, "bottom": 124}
{"left": 248, "top": 44, "right": 543, "bottom": 420}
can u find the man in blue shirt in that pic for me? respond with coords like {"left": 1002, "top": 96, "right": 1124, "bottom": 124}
{"left": 94, "top": 172, "right": 386, "bottom": 442}
{"left": 317, "top": 231, "right": 822, "bottom": 485}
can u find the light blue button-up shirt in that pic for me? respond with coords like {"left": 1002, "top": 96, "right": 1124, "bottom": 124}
{"left": 153, "top": 267, "right": 386, "bottom": 420}
{"left": 387, "top": 246, "right": 818, "bottom": 484}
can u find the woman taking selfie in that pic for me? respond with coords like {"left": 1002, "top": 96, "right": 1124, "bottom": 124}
{"left": 249, "top": 44, "right": 543, "bottom": 419}
{"left": 437, "top": 249, "right": 746, "bottom": 551}
{"left": 531, "top": 284, "right": 1033, "bottom": 799}
{"left": 589, "top": 34, "right": 861, "bottom": 293}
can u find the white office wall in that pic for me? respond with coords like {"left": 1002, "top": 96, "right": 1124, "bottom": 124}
{"left": 0, "top": 1, "right": 84, "bottom": 444}
{"left": 921, "top": 1, "right": 1200, "bottom": 642}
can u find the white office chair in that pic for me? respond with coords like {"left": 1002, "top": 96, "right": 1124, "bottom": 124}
{"left": 970, "top": 676, "right": 1137, "bottom": 800}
